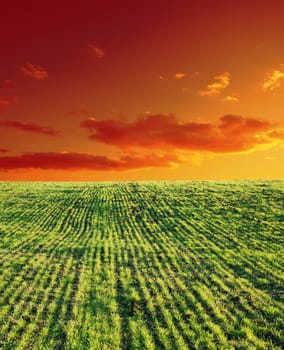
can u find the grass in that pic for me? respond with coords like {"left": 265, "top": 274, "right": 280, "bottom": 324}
{"left": 0, "top": 180, "right": 283, "bottom": 349}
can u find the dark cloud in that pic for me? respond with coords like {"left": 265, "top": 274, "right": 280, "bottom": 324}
{"left": 0, "top": 96, "right": 15, "bottom": 108}
{"left": 0, "top": 152, "right": 180, "bottom": 171}
{"left": 81, "top": 114, "right": 283, "bottom": 153}
{"left": 20, "top": 62, "right": 48, "bottom": 80}
{"left": 87, "top": 44, "right": 105, "bottom": 58}
{"left": 0, "top": 120, "right": 60, "bottom": 136}
{"left": 68, "top": 109, "right": 90, "bottom": 116}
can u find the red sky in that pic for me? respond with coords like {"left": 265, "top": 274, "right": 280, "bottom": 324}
{"left": 1, "top": 0, "right": 284, "bottom": 180}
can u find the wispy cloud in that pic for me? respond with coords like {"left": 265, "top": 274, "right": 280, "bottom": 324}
{"left": 81, "top": 113, "right": 284, "bottom": 153}
{"left": 0, "top": 148, "right": 9, "bottom": 153}
{"left": 88, "top": 44, "right": 105, "bottom": 58}
{"left": 0, "top": 120, "right": 60, "bottom": 136}
{"left": 262, "top": 65, "right": 284, "bottom": 91}
{"left": 199, "top": 72, "right": 231, "bottom": 96}
{"left": 0, "top": 96, "right": 15, "bottom": 108}
{"left": 174, "top": 73, "right": 187, "bottom": 79}
{"left": 159, "top": 72, "right": 198, "bottom": 81}
{"left": 20, "top": 62, "right": 48, "bottom": 80}
{"left": 0, "top": 152, "right": 179, "bottom": 171}
{"left": 68, "top": 108, "right": 91, "bottom": 116}
{"left": 223, "top": 95, "right": 239, "bottom": 102}
{"left": 181, "top": 87, "right": 191, "bottom": 94}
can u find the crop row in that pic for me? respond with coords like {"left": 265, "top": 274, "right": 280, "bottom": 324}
{"left": 0, "top": 180, "right": 283, "bottom": 349}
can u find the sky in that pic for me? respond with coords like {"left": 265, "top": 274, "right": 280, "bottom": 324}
{"left": 0, "top": 0, "right": 284, "bottom": 181}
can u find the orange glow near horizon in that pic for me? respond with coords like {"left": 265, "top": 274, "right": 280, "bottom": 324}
{"left": 1, "top": 0, "right": 284, "bottom": 181}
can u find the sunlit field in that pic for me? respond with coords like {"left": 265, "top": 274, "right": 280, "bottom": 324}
{"left": 0, "top": 181, "right": 283, "bottom": 350}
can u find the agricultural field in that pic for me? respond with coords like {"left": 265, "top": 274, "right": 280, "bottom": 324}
{"left": 0, "top": 180, "right": 283, "bottom": 350}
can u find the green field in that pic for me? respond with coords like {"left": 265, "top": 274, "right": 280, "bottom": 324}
{"left": 0, "top": 181, "right": 283, "bottom": 350}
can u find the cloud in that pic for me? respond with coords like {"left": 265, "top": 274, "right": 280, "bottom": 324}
{"left": 160, "top": 72, "right": 198, "bottom": 81}
{"left": 68, "top": 108, "right": 90, "bottom": 116}
{"left": 182, "top": 87, "right": 191, "bottom": 94}
{"left": 88, "top": 44, "right": 105, "bottom": 58}
{"left": 267, "top": 129, "right": 284, "bottom": 140}
{"left": 223, "top": 95, "right": 239, "bottom": 102}
{"left": 174, "top": 73, "right": 187, "bottom": 79}
{"left": 81, "top": 113, "right": 284, "bottom": 153}
{"left": 0, "top": 152, "right": 179, "bottom": 171}
{"left": 262, "top": 65, "right": 284, "bottom": 91}
{"left": 0, "top": 120, "right": 60, "bottom": 136}
{"left": 199, "top": 72, "right": 231, "bottom": 96}
{"left": 0, "top": 96, "right": 15, "bottom": 108}
{"left": 20, "top": 62, "right": 48, "bottom": 80}
{"left": 0, "top": 148, "right": 9, "bottom": 153}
